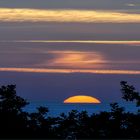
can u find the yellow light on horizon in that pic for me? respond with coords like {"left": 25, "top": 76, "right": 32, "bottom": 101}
{"left": 64, "top": 95, "right": 101, "bottom": 104}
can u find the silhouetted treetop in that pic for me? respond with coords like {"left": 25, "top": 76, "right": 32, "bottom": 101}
{"left": 121, "top": 81, "right": 140, "bottom": 106}
{"left": 0, "top": 82, "right": 140, "bottom": 139}
{"left": 0, "top": 85, "right": 29, "bottom": 113}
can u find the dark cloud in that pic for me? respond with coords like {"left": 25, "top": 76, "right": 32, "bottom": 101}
{"left": 0, "top": 0, "right": 140, "bottom": 10}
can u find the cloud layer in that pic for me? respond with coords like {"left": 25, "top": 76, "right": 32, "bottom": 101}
{"left": 0, "top": 8, "right": 140, "bottom": 23}
{"left": 0, "top": 67, "right": 140, "bottom": 75}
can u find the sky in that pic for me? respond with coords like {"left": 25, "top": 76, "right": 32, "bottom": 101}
{"left": 0, "top": 0, "right": 140, "bottom": 110}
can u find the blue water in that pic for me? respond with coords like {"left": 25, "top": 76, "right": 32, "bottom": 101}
{"left": 24, "top": 101, "right": 138, "bottom": 117}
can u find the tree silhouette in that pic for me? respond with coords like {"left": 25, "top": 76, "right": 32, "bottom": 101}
{"left": 0, "top": 82, "right": 140, "bottom": 139}
{"left": 121, "top": 81, "right": 140, "bottom": 106}
{"left": 120, "top": 81, "right": 140, "bottom": 138}
{"left": 0, "top": 85, "right": 29, "bottom": 138}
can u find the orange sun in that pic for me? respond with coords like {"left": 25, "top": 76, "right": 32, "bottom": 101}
{"left": 64, "top": 95, "right": 101, "bottom": 104}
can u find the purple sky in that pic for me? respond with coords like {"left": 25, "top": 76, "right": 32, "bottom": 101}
{"left": 0, "top": 0, "right": 140, "bottom": 106}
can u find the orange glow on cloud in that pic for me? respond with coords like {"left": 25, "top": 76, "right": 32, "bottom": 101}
{"left": 0, "top": 67, "right": 140, "bottom": 75}
{"left": 64, "top": 95, "right": 101, "bottom": 104}
{"left": 0, "top": 8, "right": 140, "bottom": 23}
{"left": 47, "top": 50, "right": 105, "bottom": 68}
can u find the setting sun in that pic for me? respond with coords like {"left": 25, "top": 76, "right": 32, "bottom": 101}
{"left": 64, "top": 95, "right": 101, "bottom": 104}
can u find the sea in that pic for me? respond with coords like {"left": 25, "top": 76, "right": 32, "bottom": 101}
{"left": 24, "top": 101, "right": 138, "bottom": 117}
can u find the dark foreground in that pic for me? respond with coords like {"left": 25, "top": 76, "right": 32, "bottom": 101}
{"left": 0, "top": 81, "right": 140, "bottom": 139}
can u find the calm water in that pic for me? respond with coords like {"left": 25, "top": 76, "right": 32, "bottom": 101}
{"left": 24, "top": 101, "right": 138, "bottom": 116}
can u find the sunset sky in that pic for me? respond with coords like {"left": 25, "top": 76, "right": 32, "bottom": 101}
{"left": 0, "top": 0, "right": 140, "bottom": 110}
